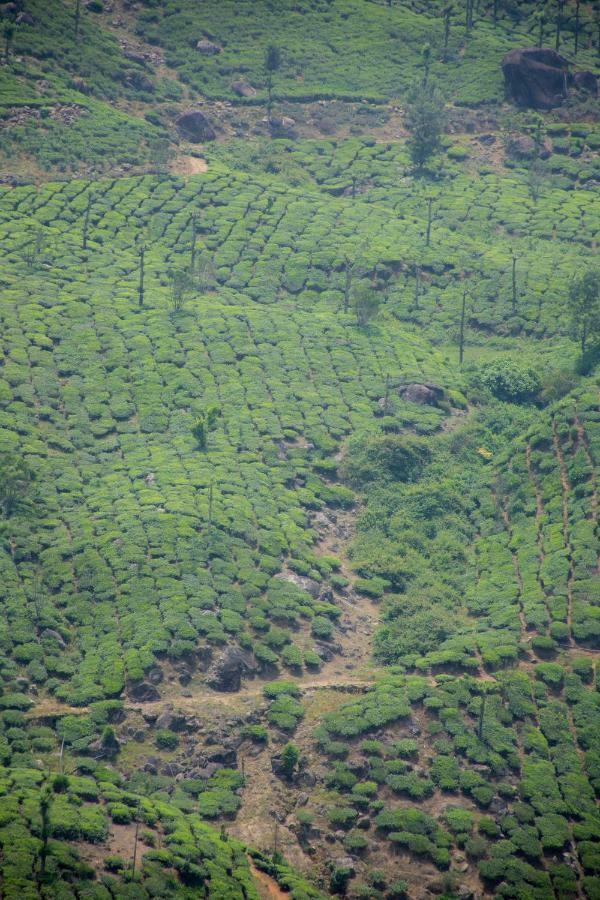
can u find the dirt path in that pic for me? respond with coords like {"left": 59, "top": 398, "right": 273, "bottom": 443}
{"left": 171, "top": 154, "right": 209, "bottom": 176}
{"left": 250, "top": 863, "right": 290, "bottom": 900}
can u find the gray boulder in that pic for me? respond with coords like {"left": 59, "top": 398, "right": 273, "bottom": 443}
{"left": 502, "top": 47, "right": 569, "bottom": 109}
{"left": 196, "top": 39, "right": 222, "bottom": 55}
{"left": 176, "top": 110, "right": 216, "bottom": 143}
{"left": 207, "top": 646, "right": 257, "bottom": 692}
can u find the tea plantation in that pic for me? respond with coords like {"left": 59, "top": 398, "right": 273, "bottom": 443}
{"left": 0, "top": 0, "right": 598, "bottom": 898}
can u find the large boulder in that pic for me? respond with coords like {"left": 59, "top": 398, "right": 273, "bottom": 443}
{"left": 176, "top": 110, "right": 216, "bottom": 143}
{"left": 231, "top": 81, "right": 256, "bottom": 98}
{"left": 196, "top": 39, "right": 222, "bottom": 55}
{"left": 399, "top": 382, "right": 445, "bottom": 406}
{"left": 502, "top": 48, "right": 570, "bottom": 109}
{"left": 573, "top": 70, "right": 598, "bottom": 95}
{"left": 128, "top": 681, "right": 160, "bottom": 702}
{"left": 207, "top": 646, "right": 257, "bottom": 692}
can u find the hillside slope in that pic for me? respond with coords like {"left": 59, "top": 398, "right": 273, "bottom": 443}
{"left": 0, "top": 1, "right": 598, "bottom": 899}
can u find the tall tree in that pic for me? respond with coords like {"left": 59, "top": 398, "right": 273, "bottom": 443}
{"left": 138, "top": 244, "right": 146, "bottom": 308}
{"left": 555, "top": 0, "right": 565, "bottom": 52}
{"left": 511, "top": 250, "right": 518, "bottom": 314}
{"left": 74, "top": 0, "right": 82, "bottom": 40}
{"left": 0, "top": 454, "right": 35, "bottom": 518}
{"left": 405, "top": 83, "right": 445, "bottom": 171}
{"left": 426, "top": 196, "right": 434, "bottom": 246}
{"left": 264, "top": 44, "right": 281, "bottom": 132}
{"left": 421, "top": 43, "right": 431, "bottom": 86}
{"left": 442, "top": 4, "right": 453, "bottom": 60}
{"left": 413, "top": 264, "right": 421, "bottom": 311}
{"left": 4, "top": 23, "right": 14, "bottom": 60}
{"left": 82, "top": 192, "right": 93, "bottom": 250}
{"left": 574, "top": 0, "right": 581, "bottom": 54}
{"left": 352, "top": 284, "right": 381, "bottom": 326}
{"left": 569, "top": 268, "right": 600, "bottom": 353}
{"left": 458, "top": 288, "right": 467, "bottom": 365}
{"left": 190, "top": 214, "right": 198, "bottom": 272}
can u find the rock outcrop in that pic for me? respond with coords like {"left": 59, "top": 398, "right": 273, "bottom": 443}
{"left": 502, "top": 48, "right": 569, "bottom": 109}
{"left": 196, "top": 39, "right": 222, "bottom": 55}
{"left": 399, "top": 382, "right": 445, "bottom": 406}
{"left": 207, "top": 646, "right": 257, "bottom": 692}
{"left": 176, "top": 110, "right": 216, "bottom": 143}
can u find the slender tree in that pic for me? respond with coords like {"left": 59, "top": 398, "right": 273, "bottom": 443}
{"left": 477, "top": 690, "right": 487, "bottom": 742}
{"left": 82, "top": 192, "right": 93, "bottom": 250}
{"left": 38, "top": 785, "right": 52, "bottom": 883}
{"left": 190, "top": 214, "right": 198, "bottom": 272}
{"left": 138, "top": 244, "right": 146, "bottom": 308}
{"left": 568, "top": 268, "right": 600, "bottom": 353}
{"left": 511, "top": 250, "right": 518, "bottom": 314}
{"left": 574, "top": 0, "right": 581, "bottom": 54}
{"left": 343, "top": 255, "right": 354, "bottom": 313}
{"left": 4, "top": 23, "right": 15, "bottom": 60}
{"left": 492, "top": 0, "right": 499, "bottom": 27}
{"left": 74, "top": 0, "right": 82, "bottom": 40}
{"left": 458, "top": 288, "right": 467, "bottom": 365}
{"left": 534, "top": 8, "right": 546, "bottom": 48}
{"left": 264, "top": 44, "right": 281, "bottom": 132}
{"left": 421, "top": 43, "right": 431, "bottom": 86}
{"left": 353, "top": 284, "right": 381, "bottom": 326}
{"left": 131, "top": 809, "right": 140, "bottom": 877}
{"left": 442, "top": 4, "right": 452, "bottom": 60}
{"left": 555, "top": 0, "right": 565, "bottom": 53}
{"left": 426, "top": 196, "right": 434, "bottom": 246}
{"left": 405, "top": 83, "right": 445, "bottom": 171}
{"left": 413, "top": 264, "right": 421, "bottom": 311}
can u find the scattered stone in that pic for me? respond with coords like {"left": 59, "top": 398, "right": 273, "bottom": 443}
{"left": 573, "top": 70, "right": 598, "bottom": 95}
{"left": 128, "top": 681, "right": 160, "bottom": 702}
{"left": 40, "top": 628, "right": 66, "bottom": 649}
{"left": 502, "top": 48, "right": 569, "bottom": 110}
{"left": 274, "top": 571, "right": 320, "bottom": 598}
{"left": 71, "top": 77, "right": 92, "bottom": 95}
{"left": 399, "top": 382, "right": 445, "bottom": 406}
{"left": 205, "top": 745, "right": 237, "bottom": 766}
{"left": 506, "top": 133, "right": 553, "bottom": 160}
{"left": 231, "top": 81, "right": 256, "bottom": 97}
{"left": 196, "top": 38, "right": 222, "bottom": 55}
{"left": 176, "top": 110, "right": 217, "bottom": 143}
{"left": 147, "top": 667, "right": 163, "bottom": 684}
{"left": 207, "top": 646, "right": 257, "bottom": 692}
{"left": 16, "top": 11, "right": 34, "bottom": 25}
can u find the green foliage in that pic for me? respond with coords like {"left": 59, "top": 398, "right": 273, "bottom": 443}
{"left": 405, "top": 83, "right": 445, "bottom": 169}
{"left": 480, "top": 360, "right": 542, "bottom": 404}
{"left": 569, "top": 268, "right": 600, "bottom": 353}
{"left": 0, "top": 453, "right": 35, "bottom": 518}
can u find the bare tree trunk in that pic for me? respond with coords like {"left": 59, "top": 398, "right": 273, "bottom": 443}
{"left": 82, "top": 193, "right": 92, "bottom": 250}
{"left": 413, "top": 265, "right": 421, "bottom": 310}
{"left": 511, "top": 252, "right": 518, "bottom": 314}
{"left": 574, "top": 0, "right": 581, "bottom": 54}
{"left": 190, "top": 214, "right": 197, "bottom": 272}
{"left": 138, "top": 246, "right": 145, "bottom": 308}
{"left": 74, "top": 0, "right": 82, "bottom": 40}
{"left": 555, "top": 0, "right": 564, "bottom": 53}
{"left": 343, "top": 258, "right": 352, "bottom": 313}
{"left": 426, "top": 197, "right": 433, "bottom": 246}
{"left": 459, "top": 289, "right": 467, "bottom": 365}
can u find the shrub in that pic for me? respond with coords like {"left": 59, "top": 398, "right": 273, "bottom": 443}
{"left": 480, "top": 360, "right": 541, "bottom": 404}
{"left": 155, "top": 729, "right": 179, "bottom": 750}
